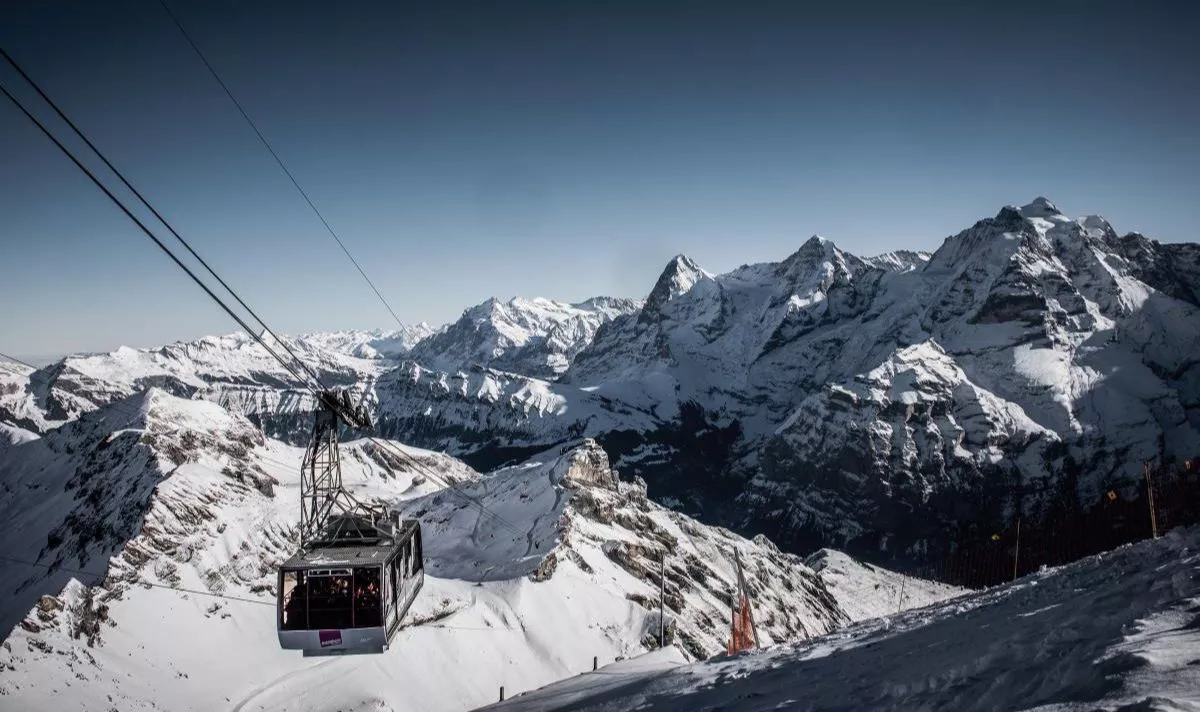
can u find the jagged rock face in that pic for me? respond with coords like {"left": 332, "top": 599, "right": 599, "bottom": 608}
{"left": 0, "top": 403, "right": 932, "bottom": 710}
{"left": 0, "top": 389, "right": 286, "bottom": 639}
{"left": 402, "top": 442, "right": 851, "bottom": 660}
{"left": 864, "top": 250, "right": 933, "bottom": 273}
{"left": 409, "top": 296, "right": 641, "bottom": 380}
{"left": 453, "top": 200, "right": 1200, "bottom": 564}
{"left": 739, "top": 203, "right": 1200, "bottom": 561}
{"left": 557, "top": 439, "right": 620, "bottom": 491}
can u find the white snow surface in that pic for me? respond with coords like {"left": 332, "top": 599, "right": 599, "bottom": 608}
{"left": 409, "top": 296, "right": 641, "bottom": 379}
{"left": 0, "top": 392, "right": 926, "bottom": 712}
{"left": 479, "top": 525, "right": 1200, "bottom": 711}
{"left": 296, "top": 324, "right": 441, "bottom": 359}
{"left": 804, "top": 548, "right": 963, "bottom": 623}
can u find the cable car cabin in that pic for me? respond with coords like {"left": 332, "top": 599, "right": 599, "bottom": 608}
{"left": 277, "top": 517, "right": 423, "bottom": 656}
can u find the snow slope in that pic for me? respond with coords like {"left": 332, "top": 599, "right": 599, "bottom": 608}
{"left": 0, "top": 393, "right": 923, "bottom": 711}
{"left": 804, "top": 548, "right": 963, "bottom": 623}
{"left": 479, "top": 524, "right": 1200, "bottom": 711}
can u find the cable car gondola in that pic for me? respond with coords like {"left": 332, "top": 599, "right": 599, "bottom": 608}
{"left": 278, "top": 514, "right": 423, "bottom": 655}
{"left": 276, "top": 389, "right": 424, "bottom": 656}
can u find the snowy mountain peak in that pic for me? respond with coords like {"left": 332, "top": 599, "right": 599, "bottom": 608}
{"left": 640, "top": 255, "right": 714, "bottom": 322}
{"left": 409, "top": 294, "right": 641, "bottom": 379}
{"left": 779, "top": 234, "right": 862, "bottom": 276}
{"left": 1018, "top": 196, "right": 1063, "bottom": 219}
{"left": 660, "top": 254, "right": 707, "bottom": 286}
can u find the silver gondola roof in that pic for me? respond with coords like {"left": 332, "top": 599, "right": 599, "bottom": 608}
{"left": 279, "top": 519, "right": 420, "bottom": 570}
{"left": 280, "top": 544, "right": 396, "bottom": 569}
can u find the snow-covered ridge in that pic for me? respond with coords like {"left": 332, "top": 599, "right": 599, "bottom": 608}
{"left": 804, "top": 548, "right": 963, "bottom": 623}
{"left": 482, "top": 525, "right": 1200, "bottom": 711}
{"left": 5, "top": 196, "right": 1199, "bottom": 576}
{"left": 409, "top": 295, "right": 642, "bottom": 380}
{"left": 0, "top": 391, "right": 924, "bottom": 711}
{"left": 296, "top": 323, "right": 441, "bottom": 359}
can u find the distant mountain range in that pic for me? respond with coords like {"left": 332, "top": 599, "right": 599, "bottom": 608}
{"left": 6, "top": 196, "right": 1200, "bottom": 567}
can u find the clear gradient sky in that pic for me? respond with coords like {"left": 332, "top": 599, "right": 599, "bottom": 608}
{"left": 2, "top": 0, "right": 1197, "bottom": 361}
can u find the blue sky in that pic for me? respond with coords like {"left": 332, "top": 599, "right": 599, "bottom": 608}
{"left": 1, "top": 0, "right": 1197, "bottom": 360}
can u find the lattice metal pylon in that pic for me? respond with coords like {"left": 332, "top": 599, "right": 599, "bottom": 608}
{"left": 299, "top": 389, "right": 391, "bottom": 547}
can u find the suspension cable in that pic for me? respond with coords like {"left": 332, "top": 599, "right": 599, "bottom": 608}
{"left": 0, "top": 83, "right": 319, "bottom": 395}
{"left": 155, "top": 0, "right": 409, "bottom": 332}
{"left": 0, "top": 351, "right": 39, "bottom": 370}
{"left": 0, "top": 46, "right": 328, "bottom": 392}
{"left": 2, "top": 43, "right": 537, "bottom": 546}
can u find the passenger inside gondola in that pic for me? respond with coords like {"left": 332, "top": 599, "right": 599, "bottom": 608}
{"left": 308, "top": 571, "right": 354, "bottom": 629}
{"left": 281, "top": 571, "right": 307, "bottom": 630}
{"left": 353, "top": 567, "right": 382, "bottom": 627}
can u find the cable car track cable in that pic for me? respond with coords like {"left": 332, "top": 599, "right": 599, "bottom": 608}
{"left": 0, "top": 81, "right": 314, "bottom": 392}
{"left": 0, "top": 553, "right": 275, "bottom": 607}
{"left": 155, "top": 0, "right": 409, "bottom": 333}
{"left": 2, "top": 59, "right": 542, "bottom": 557}
{"left": 142, "top": 6, "right": 541, "bottom": 542}
{"left": 0, "top": 46, "right": 329, "bottom": 393}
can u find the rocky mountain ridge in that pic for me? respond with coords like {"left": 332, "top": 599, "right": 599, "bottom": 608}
{"left": 0, "top": 390, "right": 948, "bottom": 711}
{"left": 5, "top": 197, "right": 1198, "bottom": 567}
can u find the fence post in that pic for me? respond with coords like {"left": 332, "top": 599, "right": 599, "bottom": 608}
{"left": 499, "top": 686, "right": 504, "bottom": 702}
{"left": 1012, "top": 517, "right": 1021, "bottom": 581}
{"left": 1145, "top": 462, "right": 1159, "bottom": 539}
{"left": 593, "top": 656, "right": 598, "bottom": 671}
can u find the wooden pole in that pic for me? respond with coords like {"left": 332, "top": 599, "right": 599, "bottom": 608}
{"left": 1145, "top": 461, "right": 1159, "bottom": 539}
{"left": 1012, "top": 517, "right": 1021, "bottom": 581}
{"left": 659, "top": 551, "right": 666, "bottom": 647}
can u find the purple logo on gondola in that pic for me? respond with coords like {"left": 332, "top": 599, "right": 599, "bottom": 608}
{"left": 319, "top": 630, "right": 342, "bottom": 647}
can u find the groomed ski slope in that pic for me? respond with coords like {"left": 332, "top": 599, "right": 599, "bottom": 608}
{"left": 479, "top": 525, "right": 1200, "bottom": 711}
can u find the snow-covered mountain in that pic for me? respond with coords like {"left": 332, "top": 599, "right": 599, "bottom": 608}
{"left": 297, "top": 324, "right": 441, "bottom": 359}
{"left": 0, "top": 332, "right": 377, "bottom": 429}
{"left": 480, "top": 525, "right": 1200, "bottom": 711}
{"left": 0, "top": 391, "right": 938, "bottom": 711}
{"left": 7, "top": 197, "right": 1200, "bottom": 573}
{"left": 409, "top": 296, "right": 642, "bottom": 380}
{"left": 377, "top": 197, "right": 1200, "bottom": 566}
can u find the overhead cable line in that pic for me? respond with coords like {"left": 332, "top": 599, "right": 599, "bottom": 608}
{"left": 10, "top": 361, "right": 530, "bottom": 541}
{"left": 2, "top": 46, "right": 533, "bottom": 548}
{"left": 145, "top": 4, "right": 536, "bottom": 540}
{"left": 0, "top": 553, "right": 275, "bottom": 607}
{"left": 0, "top": 552, "right": 511, "bottom": 634}
{"left": 0, "top": 70, "right": 319, "bottom": 394}
{"left": 0, "top": 46, "right": 328, "bottom": 393}
{"left": 0, "top": 352, "right": 39, "bottom": 370}
{"left": 155, "top": 0, "right": 409, "bottom": 332}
